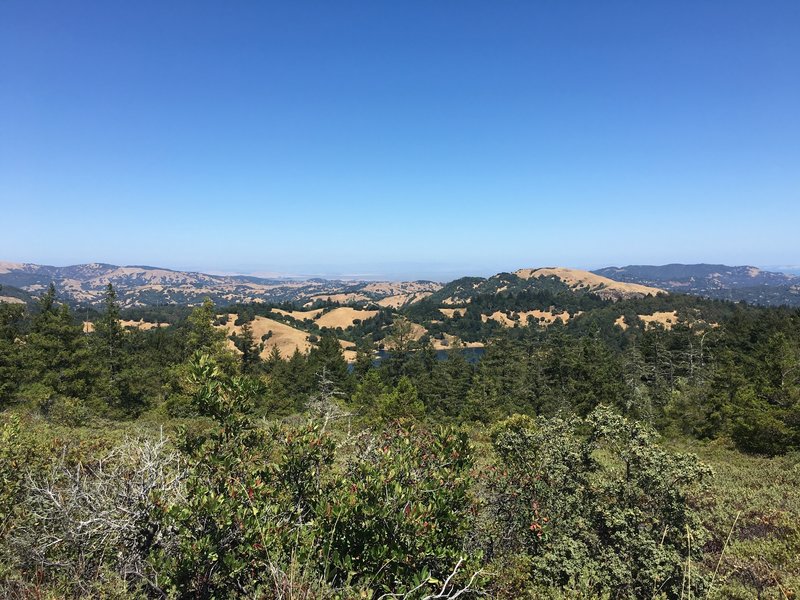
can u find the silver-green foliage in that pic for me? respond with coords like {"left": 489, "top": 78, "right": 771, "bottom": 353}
{"left": 485, "top": 407, "right": 712, "bottom": 599}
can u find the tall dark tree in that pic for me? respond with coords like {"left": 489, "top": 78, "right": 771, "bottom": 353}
{"left": 0, "top": 291, "right": 25, "bottom": 406}
{"left": 186, "top": 298, "right": 225, "bottom": 355}
{"left": 308, "top": 333, "right": 350, "bottom": 394}
{"left": 24, "top": 284, "right": 96, "bottom": 408}
{"left": 93, "top": 284, "right": 125, "bottom": 403}
{"left": 353, "top": 337, "right": 376, "bottom": 380}
{"left": 234, "top": 320, "right": 261, "bottom": 374}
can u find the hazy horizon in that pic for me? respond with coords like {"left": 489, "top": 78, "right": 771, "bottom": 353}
{"left": 2, "top": 2, "right": 798, "bottom": 272}
{"left": 3, "top": 256, "right": 800, "bottom": 283}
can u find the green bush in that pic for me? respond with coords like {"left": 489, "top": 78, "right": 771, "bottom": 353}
{"left": 484, "top": 407, "right": 711, "bottom": 599}
{"left": 317, "top": 424, "right": 478, "bottom": 593}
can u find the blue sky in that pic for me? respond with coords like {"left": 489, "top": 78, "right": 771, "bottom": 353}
{"left": 1, "top": 1, "right": 798, "bottom": 280}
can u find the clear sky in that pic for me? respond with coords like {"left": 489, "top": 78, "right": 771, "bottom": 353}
{"left": 1, "top": 1, "right": 798, "bottom": 280}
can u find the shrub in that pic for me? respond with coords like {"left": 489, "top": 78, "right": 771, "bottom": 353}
{"left": 317, "top": 424, "right": 478, "bottom": 594}
{"left": 7, "top": 434, "right": 184, "bottom": 597}
{"left": 484, "top": 407, "right": 711, "bottom": 599}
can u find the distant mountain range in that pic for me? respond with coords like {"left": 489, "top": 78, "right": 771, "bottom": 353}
{"left": 0, "top": 261, "right": 441, "bottom": 308}
{"left": 593, "top": 264, "right": 800, "bottom": 306}
{"left": 1, "top": 261, "right": 799, "bottom": 308}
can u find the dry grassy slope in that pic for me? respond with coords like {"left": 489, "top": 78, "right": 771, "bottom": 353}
{"left": 82, "top": 320, "right": 169, "bottom": 333}
{"left": 315, "top": 307, "right": 379, "bottom": 329}
{"left": 307, "top": 293, "right": 372, "bottom": 305}
{"left": 614, "top": 312, "right": 678, "bottom": 331}
{"left": 439, "top": 308, "right": 467, "bottom": 318}
{"left": 637, "top": 311, "right": 679, "bottom": 330}
{"left": 272, "top": 308, "right": 325, "bottom": 321}
{"left": 481, "top": 309, "right": 576, "bottom": 327}
{"left": 217, "top": 314, "right": 357, "bottom": 361}
{"left": 361, "top": 281, "right": 442, "bottom": 295}
{"left": 376, "top": 291, "right": 434, "bottom": 308}
{"left": 273, "top": 306, "right": 379, "bottom": 329}
{"left": 615, "top": 311, "right": 718, "bottom": 332}
{"left": 514, "top": 267, "right": 664, "bottom": 300}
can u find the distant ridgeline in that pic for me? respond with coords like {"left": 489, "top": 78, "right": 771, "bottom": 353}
{"left": 594, "top": 263, "right": 800, "bottom": 306}
{"left": 2, "top": 260, "right": 798, "bottom": 309}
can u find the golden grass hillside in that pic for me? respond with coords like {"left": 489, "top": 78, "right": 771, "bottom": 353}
{"left": 481, "top": 309, "right": 575, "bottom": 327}
{"left": 315, "top": 307, "right": 379, "bottom": 329}
{"left": 515, "top": 267, "right": 664, "bottom": 300}
{"left": 217, "top": 314, "right": 357, "bottom": 361}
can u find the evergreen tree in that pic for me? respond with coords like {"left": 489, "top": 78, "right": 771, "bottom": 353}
{"left": 186, "top": 298, "right": 225, "bottom": 355}
{"left": 436, "top": 343, "right": 474, "bottom": 418}
{"left": 308, "top": 333, "right": 350, "bottom": 394}
{"left": 352, "top": 369, "right": 387, "bottom": 418}
{"left": 24, "top": 285, "right": 96, "bottom": 413}
{"left": 377, "top": 376, "right": 424, "bottom": 421}
{"left": 234, "top": 320, "right": 261, "bottom": 374}
{"left": 383, "top": 317, "right": 416, "bottom": 381}
{"left": 353, "top": 337, "right": 375, "bottom": 379}
{"left": 93, "top": 284, "right": 126, "bottom": 408}
{"left": 264, "top": 345, "right": 282, "bottom": 374}
{"left": 0, "top": 295, "right": 25, "bottom": 406}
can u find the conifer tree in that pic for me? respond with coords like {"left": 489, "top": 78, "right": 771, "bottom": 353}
{"left": 25, "top": 285, "right": 96, "bottom": 409}
{"left": 308, "top": 333, "right": 350, "bottom": 393}
{"left": 186, "top": 298, "right": 225, "bottom": 354}
{"left": 353, "top": 338, "right": 375, "bottom": 379}
{"left": 94, "top": 284, "right": 125, "bottom": 392}
{"left": 377, "top": 376, "right": 424, "bottom": 421}
{"left": 235, "top": 320, "right": 261, "bottom": 374}
{"left": 352, "top": 369, "right": 386, "bottom": 417}
{"left": 0, "top": 290, "right": 25, "bottom": 406}
{"left": 264, "top": 345, "right": 282, "bottom": 374}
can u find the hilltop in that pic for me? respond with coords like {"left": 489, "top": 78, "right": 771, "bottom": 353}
{"left": 514, "top": 267, "right": 664, "bottom": 300}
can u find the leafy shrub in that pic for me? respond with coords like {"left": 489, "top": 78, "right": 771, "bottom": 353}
{"left": 484, "top": 407, "right": 711, "bottom": 599}
{"left": 317, "top": 424, "right": 478, "bottom": 593}
{"left": 0, "top": 416, "right": 30, "bottom": 537}
{"left": 47, "top": 395, "right": 90, "bottom": 426}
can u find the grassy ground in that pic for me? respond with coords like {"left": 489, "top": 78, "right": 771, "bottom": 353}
{"left": 669, "top": 437, "right": 800, "bottom": 599}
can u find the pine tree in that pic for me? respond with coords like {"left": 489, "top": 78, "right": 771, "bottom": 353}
{"left": 377, "top": 376, "right": 425, "bottom": 421}
{"left": 264, "top": 345, "right": 282, "bottom": 374}
{"left": 308, "top": 333, "right": 350, "bottom": 393}
{"left": 186, "top": 298, "right": 225, "bottom": 354}
{"left": 235, "top": 320, "right": 261, "bottom": 374}
{"left": 0, "top": 292, "right": 25, "bottom": 406}
{"left": 353, "top": 338, "right": 376, "bottom": 379}
{"left": 438, "top": 342, "right": 474, "bottom": 418}
{"left": 352, "top": 369, "right": 387, "bottom": 417}
{"left": 25, "top": 286, "right": 96, "bottom": 410}
{"left": 94, "top": 284, "right": 125, "bottom": 402}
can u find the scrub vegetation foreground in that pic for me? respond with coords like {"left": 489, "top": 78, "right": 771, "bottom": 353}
{"left": 0, "top": 283, "right": 798, "bottom": 599}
